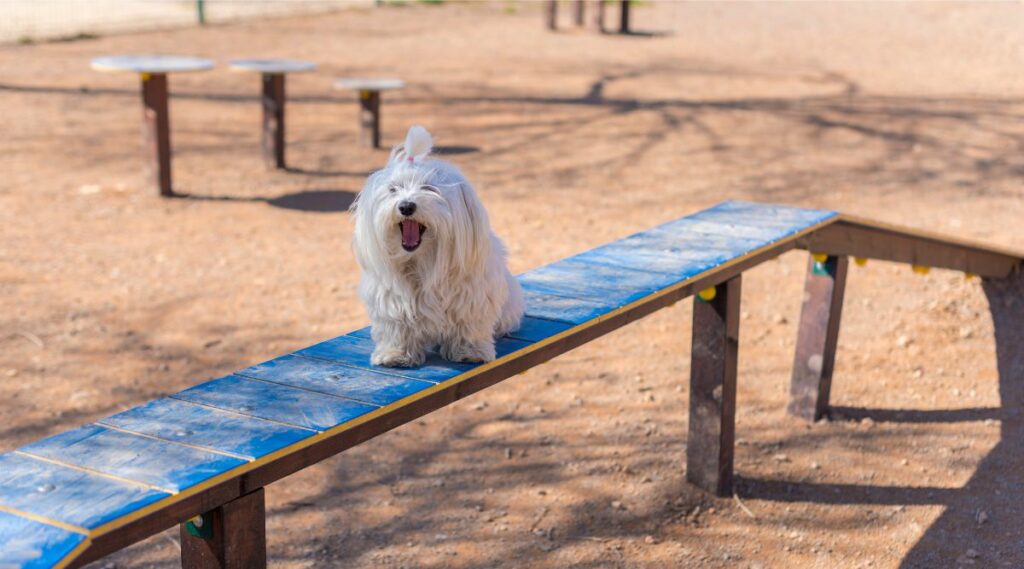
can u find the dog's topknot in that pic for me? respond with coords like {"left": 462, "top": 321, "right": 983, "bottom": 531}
{"left": 404, "top": 125, "right": 433, "bottom": 164}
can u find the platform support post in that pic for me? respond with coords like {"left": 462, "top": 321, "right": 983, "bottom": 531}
{"left": 619, "top": 0, "right": 630, "bottom": 34}
{"left": 358, "top": 90, "right": 381, "bottom": 148}
{"left": 687, "top": 276, "right": 741, "bottom": 497}
{"left": 573, "top": 0, "right": 585, "bottom": 26}
{"left": 546, "top": 0, "right": 558, "bottom": 30}
{"left": 140, "top": 72, "right": 172, "bottom": 197}
{"left": 180, "top": 488, "right": 266, "bottom": 569}
{"left": 788, "top": 254, "right": 849, "bottom": 421}
{"left": 261, "top": 73, "right": 286, "bottom": 169}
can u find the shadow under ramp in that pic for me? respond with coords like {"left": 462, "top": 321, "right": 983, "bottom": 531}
{"left": 899, "top": 270, "right": 1024, "bottom": 568}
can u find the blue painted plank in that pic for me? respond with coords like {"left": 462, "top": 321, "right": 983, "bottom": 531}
{"left": 694, "top": 201, "right": 836, "bottom": 229}
{"left": 504, "top": 316, "right": 575, "bottom": 343}
{"left": 518, "top": 258, "right": 677, "bottom": 307}
{"left": 237, "top": 354, "right": 435, "bottom": 407}
{"left": 0, "top": 453, "right": 168, "bottom": 531}
{"left": 521, "top": 287, "right": 612, "bottom": 325}
{"left": 173, "top": 375, "right": 378, "bottom": 432}
{"left": 298, "top": 333, "right": 533, "bottom": 383}
{"left": 99, "top": 398, "right": 314, "bottom": 461}
{"left": 19, "top": 425, "right": 246, "bottom": 493}
{"left": 0, "top": 511, "right": 86, "bottom": 569}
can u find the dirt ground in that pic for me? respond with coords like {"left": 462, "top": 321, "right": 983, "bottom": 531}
{"left": 2, "top": 2, "right": 1024, "bottom": 568}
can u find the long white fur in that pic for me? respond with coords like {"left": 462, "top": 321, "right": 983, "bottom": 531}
{"left": 351, "top": 125, "right": 524, "bottom": 367}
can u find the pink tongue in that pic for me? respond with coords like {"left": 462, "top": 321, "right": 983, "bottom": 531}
{"left": 401, "top": 220, "right": 421, "bottom": 248}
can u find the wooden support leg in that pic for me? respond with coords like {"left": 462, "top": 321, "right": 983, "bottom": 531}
{"left": 140, "top": 72, "right": 172, "bottom": 197}
{"left": 687, "top": 276, "right": 741, "bottom": 497}
{"left": 261, "top": 73, "right": 286, "bottom": 169}
{"left": 358, "top": 90, "right": 381, "bottom": 148}
{"left": 546, "top": 0, "right": 558, "bottom": 30}
{"left": 619, "top": 0, "right": 630, "bottom": 34}
{"left": 180, "top": 488, "right": 267, "bottom": 569}
{"left": 788, "top": 255, "right": 849, "bottom": 421}
{"left": 574, "top": 0, "right": 585, "bottom": 26}
{"left": 595, "top": 0, "right": 606, "bottom": 32}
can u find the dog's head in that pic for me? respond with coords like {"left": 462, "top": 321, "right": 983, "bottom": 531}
{"left": 352, "top": 126, "right": 491, "bottom": 278}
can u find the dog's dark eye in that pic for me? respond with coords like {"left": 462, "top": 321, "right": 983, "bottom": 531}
{"left": 388, "top": 186, "right": 398, "bottom": 194}
{"left": 421, "top": 185, "right": 439, "bottom": 194}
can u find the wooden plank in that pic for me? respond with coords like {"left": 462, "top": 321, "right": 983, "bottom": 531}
{"left": 298, "top": 332, "right": 532, "bottom": 383}
{"left": 796, "top": 218, "right": 1021, "bottom": 278}
{"left": 0, "top": 510, "right": 87, "bottom": 569}
{"left": 0, "top": 453, "right": 168, "bottom": 530}
{"left": 518, "top": 258, "right": 678, "bottom": 307}
{"left": 237, "top": 354, "right": 435, "bottom": 407}
{"left": 173, "top": 375, "right": 378, "bottom": 432}
{"left": 520, "top": 287, "right": 612, "bottom": 325}
{"left": 686, "top": 275, "right": 741, "bottom": 497}
{"left": 19, "top": 425, "right": 246, "bottom": 493}
{"left": 180, "top": 488, "right": 266, "bottom": 569}
{"left": 99, "top": 398, "right": 314, "bottom": 461}
{"left": 503, "top": 316, "right": 575, "bottom": 343}
{"left": 788, "top": 255, "right": 849, "bottom": 421}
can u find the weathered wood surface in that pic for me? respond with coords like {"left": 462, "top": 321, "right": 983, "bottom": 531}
{"left": 179, "top": 489, "right": 266, "bottom": 569}
{"left": 788, "top": 255, "right": 849, "bottom": 421}
{"left": 797, "top": 217, "right": 1020, "bottom": 278}
{"left": 686, "top": 276, "right": 741, "bottom": 497}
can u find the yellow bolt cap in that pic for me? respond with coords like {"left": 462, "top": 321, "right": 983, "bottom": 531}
{"left": 698, "top": 287, "right": 717, "bottom": 302}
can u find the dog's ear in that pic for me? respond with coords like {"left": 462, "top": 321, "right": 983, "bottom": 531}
{"left": 450, "top": 181, "right": 492, "bottom": 275}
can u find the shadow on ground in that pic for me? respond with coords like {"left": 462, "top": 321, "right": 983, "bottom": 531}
{"left": 172, "top": 189, "right": 357, "bottom": 213}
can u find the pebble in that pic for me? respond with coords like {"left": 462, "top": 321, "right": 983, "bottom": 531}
{"left": 810, "top": 461, "right": 821, "bottom": 470}
{"left": 966, "top": 548, "right": 980, "bottom": 559}
{"left": 958, "top": 326, "right": 974, "bottom": 339}
{"left": 976, "top": 510, "right": 988, "bottom": 525}
{"left": 897, "top": 335, "right": 912, "bottom": 348}
{"left": 611, "top": 500, "right": 625, "bottom": 511}
{"left": 644, "top": 535, "right": 657, "bottom": 545}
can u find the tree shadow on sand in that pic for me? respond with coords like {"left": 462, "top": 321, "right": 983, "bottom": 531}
{"left": 738, "top": 271, "right": 1024, "bottom": 567}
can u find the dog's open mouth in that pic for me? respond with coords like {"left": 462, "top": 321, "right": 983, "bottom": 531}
{"left": 399, "top": 220, "right": 426, "bottom": 252}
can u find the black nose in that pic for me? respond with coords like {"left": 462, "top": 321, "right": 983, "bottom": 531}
{"left": 398, "top": 201, "right": 416, "bottom": 216}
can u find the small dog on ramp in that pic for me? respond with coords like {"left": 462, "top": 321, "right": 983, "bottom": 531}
{"left": 351, "top": 125, "right": 524, "bottom": 367}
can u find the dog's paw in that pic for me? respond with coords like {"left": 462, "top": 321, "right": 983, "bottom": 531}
{"left": 441, "top": 339, "right": 496, "bottom": 363}
{"left": 371, "top": 347, "right": 425, "bottom": 368}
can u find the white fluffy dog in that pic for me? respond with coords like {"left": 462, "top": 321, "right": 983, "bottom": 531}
{"left": 351, "top": 125, "right": 524, "bottom": 367}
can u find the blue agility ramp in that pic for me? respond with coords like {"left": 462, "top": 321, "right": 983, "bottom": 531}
{"left": 0, "top": 201, "right": 1019, "bottom": 568}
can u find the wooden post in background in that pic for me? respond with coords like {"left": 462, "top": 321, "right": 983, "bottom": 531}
{"left": 261, "top": 73, "right": 286, "bottom": 169}
{"left": 687, "top": 277, "right": 741, "bottom": 497}
{"left": 594, "top": 0, "right": 606, "bottom": 32}
{"left": 140, "top": 72, "right": 172, "bottom": 197}
{"left": 619, "top": 0, "right": 630, "bottom": 34}
{"left": 180, "top": 488, "right": 267, "bottom": 569}
{"left": 546, "top": 0, "right": 558, "bottom": 30}
{"left": 788, "top": 254, "right": 849, "bottom": 421}
{"left": 358, "top": 90, "right": 381, "bottom": 148}
{"left": 574, "top": 0, "right": 585, "bottom": 26}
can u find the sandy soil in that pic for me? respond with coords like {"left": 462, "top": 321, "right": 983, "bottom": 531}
{"left": 2, "top": 2, "right": 1024, "bottom": 568}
